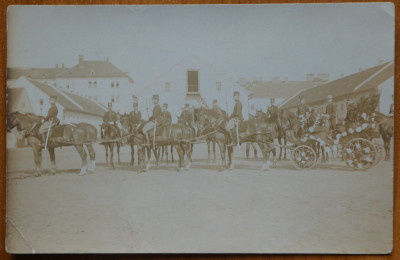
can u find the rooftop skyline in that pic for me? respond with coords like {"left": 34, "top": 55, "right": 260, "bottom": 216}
{"left": 7, "top": 4, "right": 394, "bottom": 86}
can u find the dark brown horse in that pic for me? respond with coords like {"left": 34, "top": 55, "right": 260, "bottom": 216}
{"left": 100, "top": 123, "right": 122, "bottom": 167}
{"left": 7, "top": 112, "right": 97, "bottom": 176}
{"left": 375, "top": 112, "right": 394, "bottom": 161}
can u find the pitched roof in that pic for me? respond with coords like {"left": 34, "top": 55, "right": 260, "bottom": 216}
{"left": 61, "top": 91, "right": 107, "bottom": 116}
{"left": 57, "top": 60, "right": 132, "bottom": 80}
{"left": 279, "top": 62, "right": 394, "bottom": 109}
{"left": 26, "top": 78, "right": 106, "bottom": 116}
{"left": 7, "top": 67, "right": 67, "bottom": 80}
{"left": 247, "top": 81, "right": 321, "bottom": 99}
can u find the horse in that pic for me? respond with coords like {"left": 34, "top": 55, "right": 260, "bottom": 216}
{"left": 100, "top": 123, "right": 121, "bottom": 168}
{"left": 245, "top": 142, "right": 258, "bottom": 159}
{"left": 375, "top": 112, "right": 394, "bottom": 161}
{"left": 7, "top": 111, "right": 97, "bottom": 176}
{"left": 279, "top": 110, "right": 300, "bottom": 160}
{"left": 196, "top": 109, "right": 279, "bottom": 170}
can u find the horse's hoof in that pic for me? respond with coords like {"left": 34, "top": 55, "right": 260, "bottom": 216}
{"left": 79, "top": 169, "right": 87, "bottom": 176}
{"left": 50, "top": 169, "right": 56, "bottom": 175}
{"left": 34, "top": 171, "right": 40, "bottom": 177}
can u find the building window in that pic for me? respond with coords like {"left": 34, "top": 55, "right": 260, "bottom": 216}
{"left": 111, "top": 96, "right": 115, "bottom": 103}
{"left": 89, "top": 81, "right": 92, "bottom": 88}
{"left": 165, "top": 82, "right": 170, "bottom": 92}
{"left": 116, "top": 81, "right": 119, "bottom": 88}
{"left": 187, "top": 70, "right": 199, "bottom": 93}
{"left": 111, "top": 81, "right": 114, "bottom": 88}
{"left": 94, "top": 81, "right": 97, "bottom": 88}
{"left": 216, "top": 82, "right": 222, "bottom": 91}
{"left": 90, "top": 69, "right": 95, "bottom": 76}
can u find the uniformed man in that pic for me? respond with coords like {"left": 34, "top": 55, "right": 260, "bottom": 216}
{"left": 297, "top": 95, "right": 310, "bottom": 119}
{"left": 142, "top": 94, "right": 162, "bottom": 144}
{"left": 129, "top": 102, "right": 142, "bottom": 125}
{"left": 226, "top": 91, "right": 243, "bottom": 146}
{"left": 39, "top": 95, "right": 59, "bottom": 145}
{"left": 345, "top": 97, "right": 358, "bottom": 124}
{"left": 389, "top": 94, "right": 394, "bottom": 118}
{"left": 266, "top": 97, "right": 282, "bottom": 133}
{"left": 160, "top": 103, "right": 172, "bottom": 125}
{"left": 325, "top": 94, "right": 337, "bottom": 130}
{"left": 179, "top": 103, "right": 196, "bottom": 135}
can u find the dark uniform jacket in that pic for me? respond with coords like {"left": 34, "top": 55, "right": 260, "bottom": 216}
{"left": 160, "top": 111, "right": 172, "bottom": 125}
{"left": 231, "top": 101, "right": 244, "bottom": 120}
{"left": 267, "top": 105, "right": 279, "bottom": 120}
{"left": 45, "top": 104, "right": 59, "bottom": 123}
{"left": 297, "top": 104, "right": 310, "bottom": 117}
{"left": 180, "top": 110, "right": 193, "bottom": 124}
{"left": 149, "top": 104, "right": 162, "bottom": 123}
{"left": 345, "top": 103, "right": 358, "bottom": 122}
{"left": 103, "top": 110, "right": 118, "bottom": 123}
{"left": 129, "top": 110, "right": 142, "bottom": 124}
{"left": 325, "top": 103, "right": 337, "bottom": 118}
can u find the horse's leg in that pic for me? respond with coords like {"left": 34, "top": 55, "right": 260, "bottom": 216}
{"left": 175, "top": 144, "right": 184, "bottom": 171}
{"left": 207, "top": 140, "right": 211, "bottom": 162}
{"left": 74, "top": 144, "right": 88, "bottom": 175}
{"left": 31, "top": 143, "right": 43, "bottom": 177}
{"left": 130, "top": 143, "right": 134, "bottom": 166}
{"left": 146, "top": 146, "right": 151, "bottom": 171}
{"left": 218, "top": 142, "right": 226, "bottom": 170}
{"left": 258, "top": 143, "right": 269, "bottom": 171}
{"left": 253, "top": 143, "right": 258, "bottom": 159}
{"left": 104, "top": 144, "right": 109, "bottom": 166}
{"left": 166, "top": 145, "right": 169, "bottom": 164}
{"left": 48, "top": 147, "right": 57, "bottom": 174}
{"left": 246, "top": 142, "right": 250, "bottom": 159}
{"left": 117, "top": 142, "right": 121, "bottom": 165}
{"left": 186, "top": 143, "right": 192, "bottom": 169}
{"left": 110, "top": 143, "right": 115, "bottom": 168}
{"left": 152, "top": 147, "right": 160, "bottom": 169}
{"left": 212, "top": 141, "right": 216, "bottom": 163}
{"left": 171, "top": 145, "right": 174, "bottom": 163}
{"left": 86, "top": 144, "right": 96, "bottom": 172}
{"left": 228, "top": 146, "right": 234, "bottom": 170}
{"left": 384, "top": 137, "right": 391, "bottom": 161}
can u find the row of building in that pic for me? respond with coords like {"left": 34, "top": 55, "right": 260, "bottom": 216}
{"left": 7, "top": 55, "right": 394, "bottom": 147}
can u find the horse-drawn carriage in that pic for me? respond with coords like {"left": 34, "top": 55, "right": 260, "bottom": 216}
{"left": 288, "top": 113, "right": 384, "bottom": 170}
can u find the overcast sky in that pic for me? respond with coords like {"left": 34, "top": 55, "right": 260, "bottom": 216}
{"left": 7, "top": 4, "right": 394, "bottom": 86}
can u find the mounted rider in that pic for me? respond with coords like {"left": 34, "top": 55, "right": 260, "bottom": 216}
{"left": 325, "top": 94, "right": 337, "bottom": 130}
{"left": 179, "top": 103, "right": 196, "bottom": 135}
{"left": 160, "top": 103, "right": 172, "bottom": 125}
{"left": 266, "top": 97, "right": 282, "bottom": 132}
{"left": 102, "top": 102, "right": 121, "bottom": 137}
{"left": 129, "top": 101, "right": 142, "bottom": 131}
{"left": 226, "top": 91, "right": 243, "bottom": 146}
{"left": 142, "top": 94, "right": 162, "bottom": 145}
{"left": 39, "top": 95, "right": 60, "bottom": 145}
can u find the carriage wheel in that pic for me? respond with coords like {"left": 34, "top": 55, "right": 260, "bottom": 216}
{"left": 371, "top": 139, "right": 384, "bottom": 166}
{"left": 291, "top": 145, "right": 317, "bottom": 170}
{"left": 343, "top": 138, "right": 378, "bottom": 170}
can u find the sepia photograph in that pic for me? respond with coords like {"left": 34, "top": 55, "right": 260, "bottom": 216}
{"left": 5, "top": 4, "right": 394, "bottom": 253}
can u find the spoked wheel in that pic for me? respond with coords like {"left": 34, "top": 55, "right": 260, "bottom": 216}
{"left": 371, "top": 139, "right": 384, "bottom": 166}
{"left": 343, "top": 138, "right": 378, "bottom": 170}
{"left": 291, "top": 145, "right": 317, "bottom": 170}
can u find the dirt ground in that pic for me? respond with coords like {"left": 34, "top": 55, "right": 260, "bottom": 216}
{"left": 5, "top": 143, "right": 393, "bottom": 253}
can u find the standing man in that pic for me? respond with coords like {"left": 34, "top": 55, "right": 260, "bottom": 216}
{"left": 389, "top": 94, "right": 394, "bottom": 118}
{"left": 39, "top": 95, "right": 59, "bottom": 145}
{"left": 226, "top": 91, "right": 243, "bottom": 146}
{"left": 266, "top": 97, "right": 282, "bottom": 132}
{"left": 325, "top": 94, "right": 337, "bottom": 130}
{"left": 297, "top": 95, "right": 310, "bottom": 119}
{"left": 345, "top": 96, "right": 358, "bottom": 125}
{"left": 160, "top": 103, "right": 172, "bottom": 125}
{"left": 142, "top": 94, "right": 162, "bottom": 144}
{"left": 179, "top": 103, "right": 195, "bottom": 135}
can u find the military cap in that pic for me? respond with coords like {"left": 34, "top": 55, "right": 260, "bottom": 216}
{"left": 49, "top": 95, "right": 58, "bottom": 100}
{"left": 163, "top": 103, "right": 168, "bottom": 108}
{"left": 152, "top": 94, "right": 159, "bottom": 100}
{"left": 132, "top": 95, "right": 138, "bottom": 100}
{"left": 233, "top": 91, "right": 240, "bottom": 96}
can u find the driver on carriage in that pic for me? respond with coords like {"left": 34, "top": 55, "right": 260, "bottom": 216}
{"left": 266, "top": 97, "right": 282, "bottom": 132}
{"left": 226, "top": 91, "right": 243, "bottom": 146}
{"left": 142, "top": 94, "right": 162, "bottom": 145}
{"left": 39, "top": 95, "right": 60, "bottom": 145}
{"left": 325, "top": 94, "right": 337, "bottom": 130}
{"left": 160, "top": 103, "right": 172, "bottom": 125}
{"left": 102, "top": 102, "right": 121, "bottom": 137}
{"left": 179, "top": 103, "right": 196, "bottom": 135}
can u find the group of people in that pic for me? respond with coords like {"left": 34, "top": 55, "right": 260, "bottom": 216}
{"left": 36, "top": 89, "right": 392, "bottom": 147}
